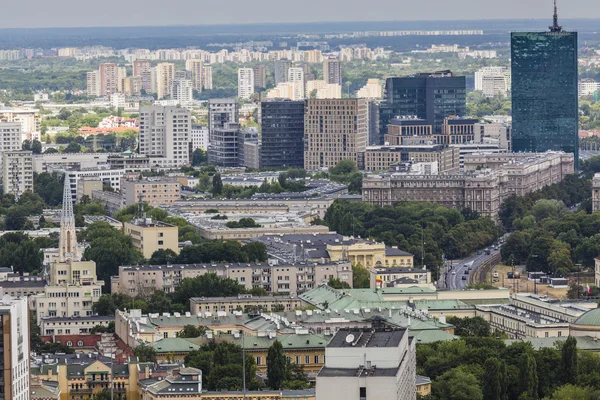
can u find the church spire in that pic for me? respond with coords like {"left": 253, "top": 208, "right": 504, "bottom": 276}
{"left": 58, "top": 174, "right": 79, "bottom": 262}
{"left": 549, "top": 0, "right": 563, "bottom": 32}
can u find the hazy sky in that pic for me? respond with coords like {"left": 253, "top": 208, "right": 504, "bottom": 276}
{"left": 1, "top": 0, "right": 597, "bottom": 29}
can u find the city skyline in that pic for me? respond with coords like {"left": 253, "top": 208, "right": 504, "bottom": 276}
{"left": 0, "top": 0, "right": 598, "bottom": 29}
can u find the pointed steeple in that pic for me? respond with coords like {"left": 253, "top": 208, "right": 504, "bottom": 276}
{"left": 58, "top": 174, "right": 79, "bottom": 262}
{"left": 549, "top": 0, "right": 563, "bottom": 32}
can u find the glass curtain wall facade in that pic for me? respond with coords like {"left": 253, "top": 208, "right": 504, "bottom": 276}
{"left": 511, "top": 31, "right": 578, "bottom": 165}
{"left": 260, "top": 99, "right": 306, "bottom": 168}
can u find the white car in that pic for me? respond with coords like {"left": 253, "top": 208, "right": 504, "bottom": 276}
{"left": 452, "top": 271, "right": 456, "bottom": 275}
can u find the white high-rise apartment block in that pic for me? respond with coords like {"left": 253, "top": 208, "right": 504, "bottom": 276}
{"left": 139, "top": 106, "right": 191, "bottom": 168}
{"left": 238, "top": 68, "right": 255, "bottom": 100}
{"left": 155, "top": 62, "right": 175, "bottom": 99}
{"left": 266, "top": 82, "right": 305, "bottom": 101}
{"left": 2, "top": 150, "right": 33, "bottom": 198}
{"left": 202, "top": 65, "right": 213, "bottom": 90}
{"left": 474, "top": 67, "right": 510, "bottom": 97}
{"left": 317, "top": 84, "right": 342, "bottom": 99}
{"left": 99, "top": 63, "right": 120, "bottom": 96}
{"left": 0, "top": 294, "right": 30, "bottom": 400}
{"left": 0, "top": 122, "right": 25, "bottom": 193}
{"left": 356, "top": 79, "right": 383, "bottom": 99}
{"left": 185, "top": 59, "right": 204, "bottom": 91}
{"left": 316, "top": 328, "right": 416, "bottom": 400}
{"left": 288, "top": 67, "right": 305, "bottom": 100}
{"left": 579, "top": 79, "right": 600, "bottom": 97}
{"left": 171, "top": 78, "right": 194, "bottom": 105}
{"left": 191, "top": 125, "right": 209, "bottom": 150}
{"left": 86, "top": 71, "right": 100, "bottom": 97}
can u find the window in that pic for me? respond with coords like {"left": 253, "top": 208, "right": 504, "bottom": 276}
{"left": 158, "top": 240, "right": 164, "bottom": 245}
{"left": 305, "top": 355, "right": 310, "bottom": 364}
{"left": 256, "top": 356, "right": 262, "bottom": 365}
{"left": 360, "top": 387, "right": 367, "bottom": 400}
{"left": 164, "top": 332, "right": 168, "bottom": 338}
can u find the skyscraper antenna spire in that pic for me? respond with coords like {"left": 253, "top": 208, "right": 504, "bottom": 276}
{"left": 550, "top": 0, "right": 563, "bottom": 32}
{"left": 58, "top": 174, "right": 79, "bottom": 262}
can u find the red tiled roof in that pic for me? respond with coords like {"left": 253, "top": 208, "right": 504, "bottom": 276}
{"left": 41, "top": 334, "right": 102, "bottom": 348}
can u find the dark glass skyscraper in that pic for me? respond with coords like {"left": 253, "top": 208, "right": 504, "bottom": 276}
{"left": 260, "top": 99, "right": 305, "bottom": 168}
{"left": 511, "top": 4, "right": 578, "bottom": 164}
{"left": 378, "top": 70, "right": 466, "bottom": 144}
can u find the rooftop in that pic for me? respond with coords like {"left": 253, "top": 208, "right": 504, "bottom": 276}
{"left": 328, "top": 328, "right": 406, "bottom": 348}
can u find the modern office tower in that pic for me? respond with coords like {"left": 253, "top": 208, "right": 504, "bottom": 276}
{"left": 511, "top": 2, "right": 578, "bottom": 164}
{"left": 367, "top": 101, "right": 381, "bottom": 145}
{"left": 316, "top": 328, "right": 416, "bottom": 400}
{"left": 274, "top": 59, "right": 292, "bottom": 84}
{"left": 171, "top": 70, "right": 193, "bottom": 104}
{"left": 138, "top": 106, "right": 191, "bottom": 168}
{"left": 253, "top": 65, "right": 267, "bottom": 88}
{"left": 155, "top": 62, "right": 175, "bottom": 99}
{"left": 304, "top": 98, "right": 368, "bottom": 170}
{"left": 0, "top": 295, "right": 30, "bottom": 400}
{"left": 238, "top": 68, "right": 255, "bottom": 99}
{"left": 208, "top": 98, "right": 239, "bottom": 135}
{"left": 86, "top": 71, "right": 100, "bottom": 96}
{"left": 98, "top": 63, "right": 120, "bottom": 96}
{"left": 134, "top": 59, "right": 152, "bottom": 93}
{"left": 323, "top": 58, "right": 342, "bottom": 85}
{"left": 474, "top": 66, "right": 511, "bottom": 97}
{"left": 260, "top": 99, "right": 305, "bottom": 168}
{"left": 2, "top": 150, "right": 33, "bottom": 198}
{"left": 185, "top": 59, "right": 204, "bottom": 92}
{"left": 379, "top": 70, "right": 466, "bottom": 144}
{"left": 202, "top": 64, "right": 213, "bottom": 90}
{"left": 208, "top": 123, "right": 242, "bottom": 167}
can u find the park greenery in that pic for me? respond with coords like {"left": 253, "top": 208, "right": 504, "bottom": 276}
{"left": 417, "top": 334, "right": 600, "bottom": 400}
{"left": 323, "top": 200, "right": 500, "bottom": 279}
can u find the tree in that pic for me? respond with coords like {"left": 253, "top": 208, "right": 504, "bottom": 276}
{"left": 149, "top": 249, "right": 178, "bottom": 265}
{"left": 191, "top": 148, "right": 207, "bottom": 166}
{"left": 133, "top": 343, "right": 157, "bottom": 363}
{"left": 447, "top": 316, "right": 491, "bottom": 337}
{"left": 171, "top": 273, "right": 245, "bottom": 306}
{"left": 561, "top": 336, "right": 578, "bottom": 385}
{"left": 327, "top": 277, "right": 351, "bottom": 289}
{"left": 177, "top": 325, "right": 207, "bottom": 338}
{"left": 432, "top": 367, "right": 483, "bottom": 400}
{"left": 266, "top": 340, "right": 287, "bottom": 390}
{"left": 352, "top": 264, "right": 370, "bottom": 288}
{"left": 90, "top": 321, "right": 115, "bottom": 334}
{"left": 483, "top": 358, "right": 503, "bottom": 400}
{"left": 64, "top": 141, "right": 81, "bottom": 153}
{"left": 31, "top": 139, "right": 42, "bottom": 154}
{"left": 212, "top": 173, "right": 223, "bottom": 196}
{"left": 518, "top": 353, "right": 539, "bottom": 400}
{"left": 547, "top": 385, "right": 600, "bottom": 400}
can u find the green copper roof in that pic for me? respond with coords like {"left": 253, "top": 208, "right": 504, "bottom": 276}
{"left": 574, "top": 308, "right": 600, "bottom": 326}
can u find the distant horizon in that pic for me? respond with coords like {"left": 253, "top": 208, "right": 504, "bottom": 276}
{"left": 2, "top": 17, "right": 600, "bottom": 32}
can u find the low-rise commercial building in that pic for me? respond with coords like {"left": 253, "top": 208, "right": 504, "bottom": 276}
{"left": 189, "top": 295, "right": 304, "bottom": 314}
{"left": 122, "top": 179, "right": 181, "bottom": 207}
{"left": 364, "top": 144, "right": 459, "bottom": 173}
{"left": 476, "top": 304, "right": 570, "bottom": 339}
{"left": 316, "top": 328, "right": 416, "bottom": 400}
{"left": 40, "top": 316, "right": 114, "bottom": 336}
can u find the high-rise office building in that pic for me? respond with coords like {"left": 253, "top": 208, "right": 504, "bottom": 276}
{"left": 274, "top": 59, "right": 292, "bottom": 85}
{"left": 208, "top": 123, "right": 242, "bottom": 167}
{"left": 253, "top": 65, "right": 267, "bottom": 88}
{"left": 155, "top": 62, "right": 175, "bottom": 99}
{"left": 511, "top": 2, "right": 578, "bottom": 164}
{"left": 185, "top": 59, "right": 204, "bottom": 92}
{"left": 378, "top": 70, "right": 466, "bottom": 144}
{"left": 260, "top": 99, "right": 305, "bottom": 168}
{"left": 474, "top": 66, "right": 511, "bottom": 97}
{"left": 138, "top": 106, "right": 191, "bottom": 168}
{"left": 304, "top": 98, "right": 368, "bottom": 170}
{"left": 208, "top": 99, "right": 239, "bottom": 140}
{"left": 238, "top": 68, "right": 255, "bottom": 100}
{"left": 0, "top": 295, "right": 30, "bottom": 400}
{"left": 323, "top": 58, "right": 342, "bottom": 86}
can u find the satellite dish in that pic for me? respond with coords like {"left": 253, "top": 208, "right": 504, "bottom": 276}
{"left": 345, "top": 334, "right": 355, "bottom": 344}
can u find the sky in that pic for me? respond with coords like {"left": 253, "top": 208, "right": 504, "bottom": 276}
{"left": 1, "top": 0, "right": 598, "bottom": 29}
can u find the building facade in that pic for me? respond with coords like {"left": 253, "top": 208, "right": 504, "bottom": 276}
{"left": 122, "top": 179, "right": 181, "bottom": 207}
{"left": 124, "top": 218, "right": 179, "bottom": 259}
{"left": 208, "top": 99, "right": 239, "bottom": 136}
{"left": 511, "top": 17, "right": 578, "bottom": 165}
{"left": 2, "top": 150, "right": 33, "bottom": 198}
{"left": 0, "top": 295, "right": 30, "bottom": 400}
{"left": 237, "top": 68, "right": 254, "bottom": 100}
{"left": 304, "top": 99, "right": 368, "bottom": 170}
{"left": 260, "top": 99, "right": 305, "bottom": 169}
{"left": 323, "top": 58, "right": 342, "bottom": 86}
{"left": 138, "top": 106, "right": 191, "bottom": 168}
{"left": 474, "top": 66, "right": 510, "bottom": 97}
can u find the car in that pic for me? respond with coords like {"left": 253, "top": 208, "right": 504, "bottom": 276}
{"left": 452, "top": 271, "right": 456, "bottom": 275}
{"left": 493, "top": 271, "right": 499, "bottom": 278}
{"left": 462, "top": 276, "right": 467, "bottom": 280}
{"left": 464, "top": 270, "right": 469, "bottom": 275}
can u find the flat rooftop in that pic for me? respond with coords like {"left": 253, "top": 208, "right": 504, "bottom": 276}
{"left": 328, "top": 329, "right": 406, "bottom": 348}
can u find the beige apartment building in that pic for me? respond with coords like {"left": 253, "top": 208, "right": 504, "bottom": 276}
{"left": 189, "top": 295, "right": 305, "bottom": 314}
{"left": 111, "top": 261, "right": 353, "bottom": 296}
{"left": 122, "top": 179, "right": 181, "bottom": 207}
{"left": 76, "top": 178, "right": 103, "bottom": 201}
{"left": 155, "top": 62, "right": 175, "bottom": 99}
{"left": 304, "top": 99, "right": 368, "bottom": 170}
{"left": 364, "top": 144, "right": 459, "bottom": 172}
{"left": 124, "top": 218, "right": 179, "bottom": 259}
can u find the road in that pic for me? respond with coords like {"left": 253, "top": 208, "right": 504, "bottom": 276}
{"left": 579, "top": 150, "right": 600, "bottom": 161}
{"left": 442, "top": 237, "right": 507, "bottom": 290}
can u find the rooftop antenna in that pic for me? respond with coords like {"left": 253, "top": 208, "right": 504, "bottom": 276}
{"left": 549, "top": 0, "right": 563, "bottom": 32}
